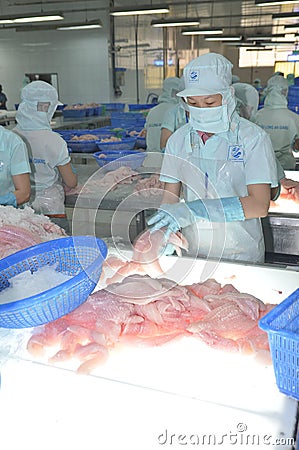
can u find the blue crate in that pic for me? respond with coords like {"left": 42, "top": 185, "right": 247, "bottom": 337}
{"left": 128, "top": 103, "right": 156, "bottom": 111}
{"left": 93, "top": 150, "right": 146, "bottom": 172}
{"left": 96, "top": 136, "right": 137, "bottom": 152}
{"left": 259, "top": 288, "right": 299, "bottom": 400}
{"left": 65, "top": 139, "right": 99, "bottom": 153}
{"left": 0, "top": 236, "right": 107, "bottom": 329}
{"left": 62, "top": 109, "right": 87, "bottom": 118}
{"left": 102, "top": 103, "right": 125, "bottom": 113}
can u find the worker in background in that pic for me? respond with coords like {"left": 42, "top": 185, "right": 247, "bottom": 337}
{"left": 13, "top": 81, "right": 77, "bottom": 233}
{"left": 0, "top": 85, "right": 8, "bottom": 110}
{"left": 0, "top": 127, "right": 30, "bottom": 207}
{"left": 145, "top": 77, "right": 181, "bottom": 152}
{"left": 234, "top": 81, "right": 299, "bottom": 201}
{"left": 287, "top": 73, "right": 295, "bottom": 86}
{"left": 148, "top": 53, "right": 279, "bottom": 264}
{"left": 254, "top": 75, "right": 299, "bottom": 170}
{"left": 232, "top": 74, "right": 240, "bottom": 84}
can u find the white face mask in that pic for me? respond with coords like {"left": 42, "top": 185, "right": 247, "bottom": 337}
{"left": 187, "top": 103, "right": 230, "bottom": 133}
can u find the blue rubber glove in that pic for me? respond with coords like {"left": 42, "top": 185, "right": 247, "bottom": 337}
{"left": 0, "top": 192, "right": 17, "bottom": 207}
{"left": 148, "top": 197, "right": 245, "bottom": 239}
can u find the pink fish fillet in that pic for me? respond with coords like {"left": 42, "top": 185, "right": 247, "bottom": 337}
{"left": 106, "top": 229, "right": 189, "bottom": 285}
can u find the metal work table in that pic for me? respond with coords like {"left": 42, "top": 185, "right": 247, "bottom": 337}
{"left": 65, "top": 163, "right": 161, "bottom": 237}
{"left": 0, "top": 257, "right": 298, "bottom": 449}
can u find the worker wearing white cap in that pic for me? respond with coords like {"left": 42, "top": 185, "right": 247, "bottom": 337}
{"left": 13, "top": 80, "right": 77, "bottom": 232}
{"left": 145, "top": 77, "right": 181, "bottom": 152}
{"left": 254, "top": 75, "right": 299, "bottom": 170}
{"left": 148, "top": 53, "right": 278, "bottom": 263}
{"left": 235, "top": 81, "right": 299, "bottom": 202}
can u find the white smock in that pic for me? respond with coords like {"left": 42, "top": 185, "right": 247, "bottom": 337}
{"left": 254, "top": 76, "right": 299, "bottom": 170}
{"left": 145, "top": 77, "right": 181, "bottom": 152}
{"left": 13, "top": 81, "right": 69, "bottom": 215}
{"left": 0, "top": 126, "right": 30, "bottom": 196}
{"left": 160, "top": 116, "right": 278, "bottom": 263}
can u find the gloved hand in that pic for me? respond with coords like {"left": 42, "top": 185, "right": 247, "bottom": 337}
{"left": 0, "top": 192, "right": 17, "bottom": 207}
{"left": 163, "top": 243, "right": 176, "bottom": 256}
{"left": 148, "top": 197, "right": 245, "bottom": 239}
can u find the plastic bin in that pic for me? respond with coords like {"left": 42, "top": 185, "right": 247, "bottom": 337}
{"left": 96, "top": 136, "right": 137, "bottom": 152}
{"left": 259, "top": 288, "right": 299, "bottom": 400}
{"left": 62, "top": 109, "right": 87, "bottom": 118}
{"left": 128, "top": 104, "right": 156, "bottom": 111}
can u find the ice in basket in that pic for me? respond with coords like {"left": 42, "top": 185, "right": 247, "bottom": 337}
{"left": 0, "top": 236, "right": 107, "bottom": 329}
{"left": 259, "top": 288, "right": 299, "bottom": 401}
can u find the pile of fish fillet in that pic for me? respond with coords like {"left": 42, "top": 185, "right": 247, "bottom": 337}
{"left": 26, "top": 229, "right": 275, "bottom": 375}
{"left": 0, "top": 205, "right": 66, "bottom": 259}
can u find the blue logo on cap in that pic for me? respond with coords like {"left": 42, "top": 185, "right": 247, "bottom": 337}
{"left": 189, "top": 70, "right": 199, "bottom": 82}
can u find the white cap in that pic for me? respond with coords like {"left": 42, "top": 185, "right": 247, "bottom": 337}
{"left": 177, "top": 53, "right": 233, "bottom": 97}
{"left": 21, "top": 80, "right": 63, "bottom": 105}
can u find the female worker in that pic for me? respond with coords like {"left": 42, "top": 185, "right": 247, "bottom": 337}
{"left": 13, "top": 81, "right": 77, "bottom": 232}
{"left": 254, "top": 75, "right": 299, "bottom": 170}
{"left": 0, "top": 126, "right": 30, "bottom": 207}
{"left": 148, "top": 53, "right": 279, "bottom": 264}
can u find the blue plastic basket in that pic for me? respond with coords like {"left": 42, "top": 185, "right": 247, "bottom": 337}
{"left": 93, "top": 150, "right": 146, "bottom": 171}
{"left": 259, "top": 288, "right": 299, "bottom": 400}
{"left": 96, "top": 136, "right": 137, "bottom": 152}
{"left": 0, "top": 236, "right": 107, "bottom": 329}
{"left": 128, "top": 103, "right": 156, "bottom": 111}
{"left": 62, "top": 109, "right": 87, "bottom": 118}
{"left": 66, "top": 139, "right": 99, "bottom": 153}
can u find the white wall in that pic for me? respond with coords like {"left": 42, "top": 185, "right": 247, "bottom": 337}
{"left": 0, "top": 24, "right": 112, "bottom": 109}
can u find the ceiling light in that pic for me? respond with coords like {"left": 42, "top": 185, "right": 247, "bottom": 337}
{"left": 0, "top": 19, "right": 14, "bottom": 24}
{"left": 205, "top": 35, "right": 242, "bottom": 41}
{"left": 57, "top": 21, "right": 102, "bottom": 30}
{"left": 151, "top": 18, "right": 200, "bottom": 27}
{"left": 182, "top": 28, "right": 223, "bottom": 35}
{"left": 110, "top": 5, "right": 169, "bottom": 16}
{"left": 246, "top": 34, "right": 287, "bottom": 40}
{"left": 14, "top": 15, "right": 64, "bottom": 23}
{"left": 272, "top": 11, "right": 299, "bottom": 20}
{"left": 255, "top": 0, "right": 299, "bottom": 5}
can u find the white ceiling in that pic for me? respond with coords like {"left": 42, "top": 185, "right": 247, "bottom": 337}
{"left": 0, "top": 0, "right": 298, "bottom": 43}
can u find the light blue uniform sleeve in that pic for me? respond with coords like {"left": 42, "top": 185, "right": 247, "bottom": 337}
{"left": 244, "top": 129, "right": 278, "bottom": 188}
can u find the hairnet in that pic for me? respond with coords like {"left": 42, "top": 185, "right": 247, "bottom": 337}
{"left": 16, "top": 80, "right": 62, "bottom": 131}
{"left": 177, "top": 53, "right": 233, "bottom": 97}
{"left": 232, "top": 75, "right": 240, "bottom": 84}
{"left": 158, "top": 77, "right": 181, "bottom": 104}
{"left": 233, "top": 82, "right": 259, "bottom": 121}
{"left": 263, "top": 75, "right": 288, "bottom": 108}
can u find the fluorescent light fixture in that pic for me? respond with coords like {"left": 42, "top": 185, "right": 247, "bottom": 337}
{"left": 151, "top": 18, "right": 200, "bottom": 27}
{"left": 205, "top": 35, "right": 242, "bottom": 41}
{"left": 255, "top": 0, "right": 299, "bottom": 5}
{"left": 110, "top": 5, "right": 169, "bottom": 16}
{"left": 57, "top": 22, "right": 102, "bottom": 30}
{"left": 0, "top": 19, "right": 14, "bottom": 24}
{"left": 246, "top": 34, "right": 287, "bottom": 40}
{"left": 14, "top": 15, "right": 64, "bottom": 23}
{"left": 182, "top": 27, "right": 223, "bottom": 35}
{"left": 272, "top": 11, "right": 299, "bottom": 20}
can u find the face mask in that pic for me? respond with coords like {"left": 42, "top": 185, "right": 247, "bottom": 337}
{"left": 187, "top": 103, "right": 229, "bottom": 133}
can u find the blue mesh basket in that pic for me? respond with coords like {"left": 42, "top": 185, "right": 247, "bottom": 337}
{"left": 259, "top": 288, "right": 299, "bottom": 400}
{"left": 0, "top": 236, "right": 107, "bottom": 329}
